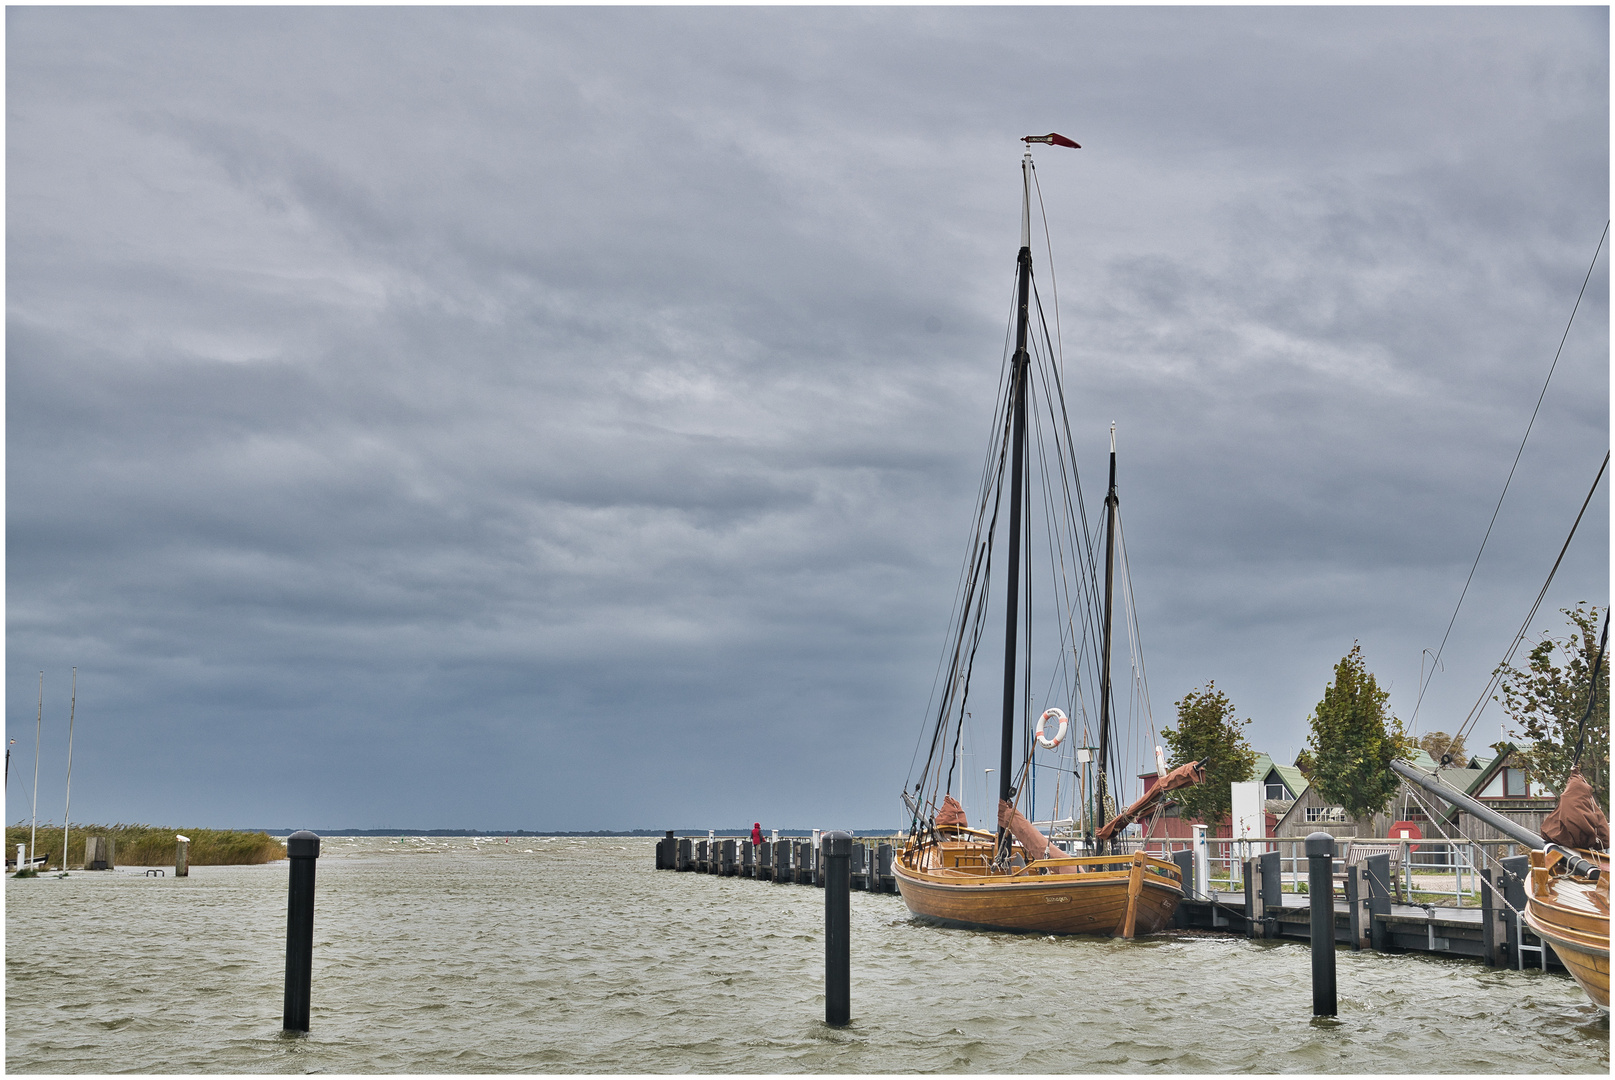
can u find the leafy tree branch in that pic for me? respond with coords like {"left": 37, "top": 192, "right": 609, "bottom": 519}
{"left": 1306, "top": 643, "right": 1415, "bottom": 824}
{"left": 1496, "top": 603, "right": 1609, "bottom": 812}
{"left": 1161, "top": 681, "right": 1256, "bottom": 825}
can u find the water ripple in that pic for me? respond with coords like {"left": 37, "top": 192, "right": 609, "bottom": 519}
{"left": 6, "top": 837, "right": 1608, "bottom": 1072}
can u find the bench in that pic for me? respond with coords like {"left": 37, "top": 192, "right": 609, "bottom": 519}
{"left": 1336, "top": 841, "right": 1404, "bottom": 903}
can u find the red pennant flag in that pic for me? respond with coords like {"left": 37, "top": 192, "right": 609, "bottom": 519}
{"left": 1022, "top": 132, "right": 1081, "bottom": 149}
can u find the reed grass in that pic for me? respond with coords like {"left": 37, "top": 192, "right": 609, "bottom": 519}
{"left": 6, "top": 824, "right": 285, "bottom": 870}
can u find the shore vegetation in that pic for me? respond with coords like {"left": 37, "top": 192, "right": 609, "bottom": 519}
{"left": 1160, "top": 681, "right": 1257, "bottom": 825}
{"left": 1495, "top": 602, "right": 1609, "bottom": 812}
{"left": 7, "top": 824, "right": 285, "bottom": 870}
{"left": 1305, "top": 643, "right": 1415, "bottom": 824}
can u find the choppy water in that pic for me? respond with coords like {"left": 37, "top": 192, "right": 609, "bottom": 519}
{"left": 5, "top": 836, "right": 1608, "bottom": 1073}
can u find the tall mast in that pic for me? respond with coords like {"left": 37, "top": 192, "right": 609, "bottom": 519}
{"left": 61, "top": 668, "right": 77, "bottom": 874}
{"left": 30, "top": 673, "right": 42, "bottom": 869}
{"left": 997, "top": 151, "right": 1034, "bottom": 855}
{"left": 1096, "top": 423, "right": 1118, "bottom": 838}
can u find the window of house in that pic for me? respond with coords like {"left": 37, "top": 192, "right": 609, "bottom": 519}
{"left": 1266, "top": 782, "right": 1289, "bottom": 800}
{"left": 1306, "top": 805, "right": 1346, "bottom": 823}
{"left": 1504, "top": 768, "right": 1527, "bottom": 797}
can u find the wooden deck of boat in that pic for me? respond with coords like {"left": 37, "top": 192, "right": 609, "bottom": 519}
{"left": 1522, "top": 849, "right": 1610, "bottom": 1009}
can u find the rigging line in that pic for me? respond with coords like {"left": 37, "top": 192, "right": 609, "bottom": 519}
{"left": 941, "top": 543, "right": 989, "bottom": 795}
{"left": 1031, "top": 386, "right": 1073, "bottom": 716}
{"left": 1030, "top": 277, "right": 1096, "bottom": 578}
{"left": 914, "top": 533, "right": 985, "bottom": 789}
{"left": 1116, "top": 514, "right": 1143, "bottom": 719}
{"left": 1033, "top": 282, "right": 1101, "bottom": 600}
{"left": 942, "top": 542, "right": 1004, "bottom": 802}
{"left": 1030, "top": 338, "right": 1079, "bottom": 646}
{"left": 1031, "top": 335, "right": 1102, "bottom": 753}
{"left": 1411, "top": 220, "right": 1611, "bottom": 731}
{"left": 1022, "top": 301, "right": 1078, "bottom": 724}
{"left": 926, "top": 391, "right": 1019, "bottom": 794}
{"left": 1113, "top": 513, "right": 1144, "bottom": 785}
{"left": 1030, "top": 281, "right": 1106, "bottom": 710}
{"left": 1451, "top": 450, "right": 1610, "bottom": 749}
{"left": 1029, "top": 160, "right": 1066, "bottom": 393}
{"left": 910, "top": 317, "right": 1019, "bottom": 791}
{"left": 1110, "top": 507, "right": 1155, "bottom": 792}
{"left": 1028, "top": 361, "right": 1084, "bottom": 720}
{"left": 909, "top": 430, "right": 1004, "bottom": 788}
{"left": 916, "top": 491, "right": 999, "bottom": 798}
{"left": 1571, "top": 610, "right": 1608, "bottom": 769}
{"left": 1026, "top": 363, "right": 1089, "bottom": 817}
{"left": 1114, "top": 512, "right": 1156, "bottom": 737}
{"left": 1024, "top": 294, "right": 1062, "bottom": 581}
{"left": 924, "top": 464, "right": 1006, "bottom": 799}
{"left": 1399, "top": 784, "right": 1533, "bottom": 916}
{"left": 1033, "top": 319, "right": 1096, "bottom": 707}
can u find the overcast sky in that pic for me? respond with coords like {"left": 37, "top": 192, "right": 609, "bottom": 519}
{"left": 7, "top": 7, "right": 1608, "bottom": 832}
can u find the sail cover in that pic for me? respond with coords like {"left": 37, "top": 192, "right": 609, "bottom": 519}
{"left": 936, "top": 794, "right": 969, "bottom": 828}
{"left": 1540, "top": 769, "right": 1610, "bottom": 850}
{"left": 1094, "top": 759, "right": 1207, "bottom": 844}
{"left": 998, "top": 799, "right": 1076, "bottom": 867}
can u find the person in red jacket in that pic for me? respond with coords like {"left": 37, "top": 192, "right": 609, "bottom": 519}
{"left": 751, "top": 822, "right": 763, "bottom": 845}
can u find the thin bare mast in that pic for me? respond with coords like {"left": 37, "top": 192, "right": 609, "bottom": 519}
{"left": 1096, "top": 423, "right": 1117, "bottom": 840}
{"left": 30, "top": 673, "right": 42, "bottom": 869}
{"left": 61, "top": 668, "right": 77, "bottom": 874}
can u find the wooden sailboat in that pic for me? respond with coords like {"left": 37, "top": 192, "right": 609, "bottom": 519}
{"left": 1524, "top": 842, "right": 1609, "bottom": 1010}
{"left": 1522, "top": 616, "right": 1612, "bottom": 1011}
{"left": 894, "top": 136, "right": 1201, "bottom": 937}
{"left": 1393, "top": 760, "right": 1609, "bottom": 1011}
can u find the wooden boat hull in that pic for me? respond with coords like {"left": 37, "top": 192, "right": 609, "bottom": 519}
{"left": 1523, "top": 848, "right": 1610, "bottom": 1011}
{"left": 894, "top": 839, "right": 1184, "bottom": 937}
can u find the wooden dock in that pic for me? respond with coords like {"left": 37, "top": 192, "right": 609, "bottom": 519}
{"left": 1172, "top": 848, "right": 1566, "bottom": 973}
{"left": 654, "top": 834, "right": 1567, "bottom": 973}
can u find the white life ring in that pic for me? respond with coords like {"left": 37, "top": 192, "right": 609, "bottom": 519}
{"left": 1035, "top": 708, "right": 1068, "bottom": 749}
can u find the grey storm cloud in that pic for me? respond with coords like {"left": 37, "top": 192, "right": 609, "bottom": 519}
{"left": 6, "top": 7, "right": 1607, "bottom": 831}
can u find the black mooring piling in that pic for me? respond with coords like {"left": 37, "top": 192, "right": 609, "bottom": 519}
{"left": 1305, "top": 831, "right": 1337, "bottom": 1017}
{"left": 282, "top": 830, "right": 321, "bottom": 1032}
{"left": 822, "top": 830, "right": 852, "bottom": 1026}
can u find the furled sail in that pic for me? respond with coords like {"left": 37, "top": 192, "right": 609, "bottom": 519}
{"left": 936, "top": 794, "right": 969, "bottom": 829}
{"left": 1540, "top": 769, "right": 1610, "bottom": 850}
{"left": 999, "top": 799, "right": 1059, "bottom": 859}
{"left": 1093, "top": 759, "right": 1208, "bottom": 844}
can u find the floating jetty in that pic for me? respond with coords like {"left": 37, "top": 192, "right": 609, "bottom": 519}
{"left": 655, "top": 834, "right": 1566, "bottom": 973}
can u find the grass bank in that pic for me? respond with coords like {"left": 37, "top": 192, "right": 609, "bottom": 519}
{"left": 7, "top": 824, "right": 285, "bottom": 869}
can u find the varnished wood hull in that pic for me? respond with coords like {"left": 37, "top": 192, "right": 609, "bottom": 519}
{"left": 1523, "top": 848, "right": 1610, "bottom": 1011}
{"left": 894, "top": 838, "right": 1183, "bottom": 937}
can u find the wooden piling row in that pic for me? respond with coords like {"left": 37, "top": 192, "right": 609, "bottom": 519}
{"left": 655, "top": 832, "right": 1555, "bottom": 979}
{"left": 654, "top": 834, "right": 898, "bottom": 893}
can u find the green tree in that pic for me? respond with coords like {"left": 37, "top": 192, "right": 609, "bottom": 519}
{"left": 1495, "top": 603, "right": 1609, "bottom": 812}
{"left": 1419, "top": 730, "right": 1468, "bottom": 768}
{"left": 1160, "top": 681, "right": 1257, "bottom": 825}
{"left": 1306, "top": 644, "right": 1415, "bottom": 824}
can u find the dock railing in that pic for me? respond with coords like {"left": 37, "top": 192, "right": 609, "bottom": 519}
{"left": 1066, "top": 835, "right": 1534, "bottom": 908}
